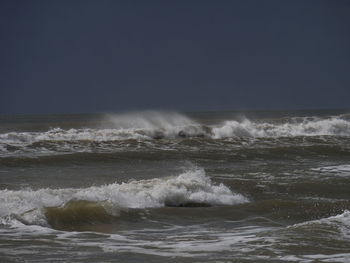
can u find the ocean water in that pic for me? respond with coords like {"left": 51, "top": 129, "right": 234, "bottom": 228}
{"left": 0, "top": 109, "right": 350, "bottom": 263}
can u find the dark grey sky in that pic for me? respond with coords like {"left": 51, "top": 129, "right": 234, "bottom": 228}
{"left": 1, "top": 0, "right": 349, "bottom": 114}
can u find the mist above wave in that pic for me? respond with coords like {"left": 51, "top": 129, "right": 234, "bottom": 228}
{"left": 103, "top": 111, "right": 196, "bottom": 131}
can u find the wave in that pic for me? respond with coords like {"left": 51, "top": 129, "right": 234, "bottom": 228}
{"left": 0, "top": 112, "right": 349, "bottom": 154}
{"left": 290, "top": 210, "right": 350, "bottom": 228}
{"left": 0, "top": 168, "right": 248, "bottom": 230}
{"left": 288, "top": 210, "right": 350, "bottom": 240}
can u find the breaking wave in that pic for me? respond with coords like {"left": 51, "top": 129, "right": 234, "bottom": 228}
{"left": 0, "top": 168, "right": 248, "bottom": 230}
{"left": 0, "top": 112, "right": 349, "bottom": 154}
{"left": 211, "top": 117, "right": 350, "bottom": 138}
{"left": 0, "top": 111, "right": 207, "bottom": 147}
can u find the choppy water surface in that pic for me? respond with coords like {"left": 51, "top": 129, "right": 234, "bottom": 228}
{"left": 1, "top": 110, "right": 350, "bottom": 262}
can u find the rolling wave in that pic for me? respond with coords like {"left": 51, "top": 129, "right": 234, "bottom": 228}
{"left": 0, "top": 168, "right": 248, "bottom": 230}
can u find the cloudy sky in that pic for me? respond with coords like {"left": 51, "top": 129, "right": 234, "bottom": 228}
{"left": 1, "top": 0, "right": 349, "bottom": 114}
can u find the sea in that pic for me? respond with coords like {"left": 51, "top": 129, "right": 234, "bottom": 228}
{"left": 0, "top": 109, "right": 350, "bottom": 263}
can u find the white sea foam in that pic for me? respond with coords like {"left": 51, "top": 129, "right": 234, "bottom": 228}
{"left": 302, "top": 253, "right": 350, "bottom": 263}
{"left": 101, "top": 225, "right": 264, "bottom": 257}
{"left": 0, "top": 127, "right": 148, "bottom": 146}
{"left": 312, "top": 165, "right": 350, "bottom": 175}
{"left": 0, "top": 168, "right": 248, "bottom": 227}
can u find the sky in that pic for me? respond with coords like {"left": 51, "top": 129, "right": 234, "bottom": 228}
{"left": 1, "top": 0, "right": 349, "bottom": 114}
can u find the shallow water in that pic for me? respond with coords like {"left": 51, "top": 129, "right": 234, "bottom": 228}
{"left": 1, "top": 109, "right": 350, "bottom": 262}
